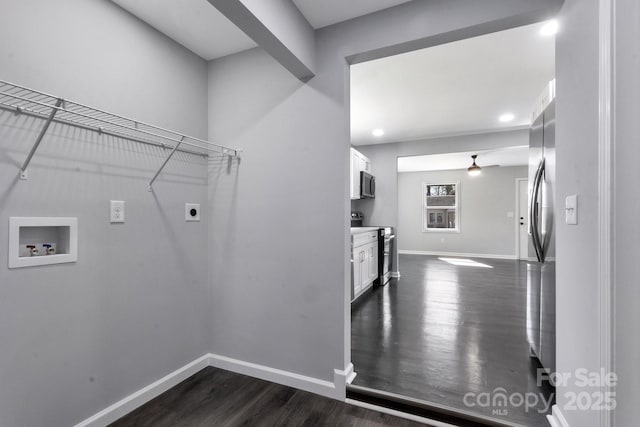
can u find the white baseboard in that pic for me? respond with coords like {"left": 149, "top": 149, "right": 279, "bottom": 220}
{"left": 74, "top": 354, "right": 210, "bottom": 427}
{"left": 207, "top": 353, "right": 337, "bottom": 399}
{"left": 333, "top": 363, "right": 355, "bottom": 400}
{"left": 398, "top": 250, "right": 517, "bottom": 260}
{"left": 390, "top": 271, "right": 401, "bottom": 278}
{"left": 75, "top": 353, "right": 345, "bottom": 427}
{"left": 547, "top": 405, "right": 569, "bottom": 427}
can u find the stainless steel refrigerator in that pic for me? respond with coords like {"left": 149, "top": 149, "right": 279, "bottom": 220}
{"left": 527, "top": 99, "right": 556, "bottom": 374}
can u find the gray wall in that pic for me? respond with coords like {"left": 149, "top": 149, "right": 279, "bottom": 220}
{"left": 0, "top": 1, "right": 210, "bottom": 426}
{"left": 207, "top": 48, "right": 338, "bottom": 380}
{"left": 614, "top": 0, "right": 640, "bottom": 424}
{"left": 205, "top": 0, "right": 560, "bottom": 386}
{"left": 555, "top": 0, "right": 601, "bottom": 425}
{"left": 397, "top": 166, "right": 527, "bottom": 257}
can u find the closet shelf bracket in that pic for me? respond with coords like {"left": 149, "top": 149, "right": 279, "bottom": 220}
{"left": 148, "top": 135, "right": 185, "bottom": 192}
{"left": 19, "top": 97, "right": 64, "bottom": 179}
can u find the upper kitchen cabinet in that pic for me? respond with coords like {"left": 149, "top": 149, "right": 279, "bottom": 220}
{"left": 350, "top": 147, "right": 372, "bottom": 199}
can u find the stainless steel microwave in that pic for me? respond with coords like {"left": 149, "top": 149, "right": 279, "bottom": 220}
{"left": 360, "top": 171, "right": 375, "bottom": 198}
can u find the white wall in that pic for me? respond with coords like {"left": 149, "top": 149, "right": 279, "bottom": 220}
{"left": 397, "top": 166, "right": 527, "bottom": 257}
{"left": 554, "top": 0, "right": 601, "bottom": 425}
{"left": 552, "top": 0, "right": 640, "bottom": 423}
{"left": 0, "top": 1, "right": 210, "bottom": 426}
{"left": 205, "top": 0, "right": 561, "bottom": 390}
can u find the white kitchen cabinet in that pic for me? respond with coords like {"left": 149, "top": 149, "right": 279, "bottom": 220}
{"left": 368, "top": 243, "right": 378, "bottom": 283}
{"left": 350, "top": 148, "right": 361, "bottom": 199}
{"left": 353, "top": 252, "right": 362, "bottom": 296}
{"left": 350, "top": 147, "right": 371, "bottom": 200}
{"left": 351, "top": 229, "right": 379, "bottom": 301}
{"left": 361, "top": 155, "right": 371, "bottom": 173}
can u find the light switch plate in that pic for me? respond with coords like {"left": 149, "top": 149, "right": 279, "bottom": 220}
{"left": 185, "top": 203, "right": 200, "bottom": 222}
{"left": 565, "top": 195, "right": 578, "bottom": 225}
{"left": 110, "top": 200, "right": 125, "bottom": 223}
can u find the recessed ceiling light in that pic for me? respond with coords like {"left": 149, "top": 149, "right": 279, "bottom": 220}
{"left": 499, "top": 113, "right": 515, "bottom": 123}
{"left": 372, "top": 129, "right": 384, "bottom": 137}
{"left": 540, "top": 20, "right": 558, "bottom": 36}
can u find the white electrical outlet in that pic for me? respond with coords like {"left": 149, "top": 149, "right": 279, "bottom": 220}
{"left": 110, "top": 200, "right": 125, "bottom": 223}
{"left": 185, "top": 203, "right": 200, "bottom": 222}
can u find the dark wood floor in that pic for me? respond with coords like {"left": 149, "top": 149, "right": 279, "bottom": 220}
{"left": 351, "top": 255, "right": 554, "bottom": 427}
{"left": 110, "top": 367, "right": 432, "bottom": 426}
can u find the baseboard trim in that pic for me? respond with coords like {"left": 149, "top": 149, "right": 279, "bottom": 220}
{"left": 207, "top": 353, "right": 337, "bottom": 400}
{"left": 390, "top": 271, "right": 401, "bottom": 278}
{"left": 546, "top": 405, "right": 569, "bottom": 427}
{"left": 333, "top": 363, "right": 355, "bottom": 400}
{"left": 398, "top": 250, "right": 517, "bottom": 260}
{"left": 74, "top": 354, "right": 210, "bottom": 427}
{"left": 75, "top": 353, "right": 343, "bottom": 426}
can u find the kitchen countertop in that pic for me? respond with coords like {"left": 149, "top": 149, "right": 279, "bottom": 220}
{"left": 350, "top": 227, "right": 380, "bottom": 234}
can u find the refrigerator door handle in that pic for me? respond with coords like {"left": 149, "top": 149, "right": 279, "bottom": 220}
{"left": 530, "top": 158, "right": 546, "bottom": 262}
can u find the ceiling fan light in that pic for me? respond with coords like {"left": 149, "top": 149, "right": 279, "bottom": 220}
{"left": 468, "top": 167, "right": 482, "bottom": 176}
{"left": 468, "top": 154, "right": 482, "bottom": 176}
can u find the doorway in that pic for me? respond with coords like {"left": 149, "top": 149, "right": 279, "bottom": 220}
{"left": 348, "top": 20, "right": 556, "bottom": 427}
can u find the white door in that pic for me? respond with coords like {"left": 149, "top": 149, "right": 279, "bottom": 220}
{"left": 517, "top": 179, "right": 530, "bottom": 259}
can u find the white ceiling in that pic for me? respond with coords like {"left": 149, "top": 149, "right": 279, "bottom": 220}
{"left": 111, "top": 0, "right": 257, "bottom": 60}
{"left": 351, "top": 21, "right": 555, "bottom": 145}
{"left": 292, "top": 0, "right": 413, "bottom": 29}
{"left": 397, "top": 146, "right": 529, "bottom": 173}
{"left": 112, "top": 0, "right": 415, "bottom": 60}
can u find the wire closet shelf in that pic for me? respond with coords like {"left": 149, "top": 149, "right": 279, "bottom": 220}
{"left": 0, "top": 79, "right": 240, "bottom": 190}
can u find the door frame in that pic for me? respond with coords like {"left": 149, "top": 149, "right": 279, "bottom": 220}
{"left": 343, "top": 2, "right": 616, "bottom": 426}
{"left": 597, "top": 0, "right": 613, "bottom": 426}
{"left": 515, "top": 177, "right": 528, "bottom": 260}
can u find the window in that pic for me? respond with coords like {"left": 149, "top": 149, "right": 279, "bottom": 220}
{"left": 422, "top": 182, "right": 459, "bottom": 232}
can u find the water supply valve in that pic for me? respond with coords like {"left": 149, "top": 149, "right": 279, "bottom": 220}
{"left": 26, "top": 245, "right": 39, "bottom": 256}
{"left": 42, "top": 244, "right": 55, "bottom": 255}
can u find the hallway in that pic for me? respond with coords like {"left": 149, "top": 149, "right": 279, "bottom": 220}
{"left": 351, "top": 254, "right": 553, "bottom": 427}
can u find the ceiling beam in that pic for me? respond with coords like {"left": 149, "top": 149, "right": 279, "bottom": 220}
{"left": 207, "top": 0, "right": 315, "bottom": 82}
